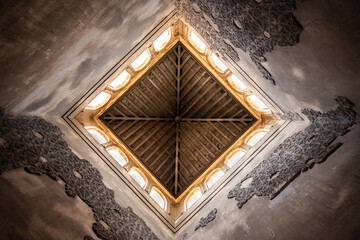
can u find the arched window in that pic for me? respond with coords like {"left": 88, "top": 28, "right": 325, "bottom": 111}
{"left": 153, "top": 27, "right": 171, "bottom": 52}
{"left": 209, "top": 53, "right": 228, "bottom": 73}
{"left": 131, "top": 48, "right": 151, "bottom": 71}
{"left": 85, "top": 127, "right": 109, "bottom": 144}
{"left": 225, "top": 148, "right": 246, "bottom": 168}
{"left": 150, "top": 187, "right": 167, "bottom": 210}
{"left": 106, "top": 147, "right": 128, "bottom": 167}
{"left": 85, "top": 91, "right": 111, "bottom": 110}
{"left": 129, "top": 167, "right": 147, "bottom": 188}
{"left": 109, "top": 70, "right": 130, "bottom": 90}
{"left": 228, "top": 74, "right": 247, "bottom": 92}
{"left": 246, "top": 95, "right": 270, "bottom": 112}
{"left": 185, "top": 187, "right": 202, "bottom": 210}
{"left": 205, "top": 168, "right": 225, "bottom": 189}
{"left": 245, "top": 129, "right": 269, "bottom": 147}
{"left": 188, "top": 31, "right": 206, "bottom": 53}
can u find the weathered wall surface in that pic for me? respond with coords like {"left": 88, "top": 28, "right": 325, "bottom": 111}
{"left": 174, "top": 0, "right": 360, "bottom": 239}
{"left": 0, "top": 0, "right": 360, "bottom": 239}
{"left": 0, "top": 0, "right": 174, "bottom": 116}
{"left": 0, "top": 169, "right": 99, "bottom": 240}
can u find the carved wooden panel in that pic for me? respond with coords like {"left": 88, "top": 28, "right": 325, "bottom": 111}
{"left": 101, "top": 42, "right": 256, "bottom": 197}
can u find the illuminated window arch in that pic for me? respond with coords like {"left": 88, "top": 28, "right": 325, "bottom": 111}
{"left": 109, "top": 70, "right": 131, "bottom": 90}
{"left": 129, "top": 167, "right": 147, "bottom": 188}
{"left": 208, "top": 53, "right": 228, "bottom": 73}
{"left": 153, "top": 27, "right": 171, "bottom": 52}
{"left": 246, "top": 95, "right": 270, "bottom": 112}
{"left": 85, "top": 127, "right": 109, "bottom": 144}
{"left": 185, "top": 187, "right": 202, "bottom": 210}
{"left": 188, "top": 31, "right": 206, "bottom": 53}
{"left": 85, "top": 91, "right": 111, "bottom": 110}
{"left": 225, "top": 148, "right": 246, "bottom": 168}
{"left": 205, "top": 168, "right": 224, "bottom": 189}
{"left": 228, "top": 74, "right": 247, "bottom": 92}
{"left": 131, "top": 48, "right": 151, "bottom": 71}
{"left": 245, "top": 129, "right": 269, "bottom": 147}
{"left": 150, "top": 187, "right": 167, "bottom": 210}
{"left": 106, "top": 147, "right": 128, "bottom": 167}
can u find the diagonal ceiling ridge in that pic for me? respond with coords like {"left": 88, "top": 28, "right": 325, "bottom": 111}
{"left": 100, "top": 41, "right": 257, "bottom": 197}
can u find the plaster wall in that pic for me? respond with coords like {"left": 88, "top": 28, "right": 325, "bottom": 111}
{"left": 174, "top": 0, "right": 360, "bottom": 239}
{"left": 0, "top": 0, "right": 359, "bottom": 239}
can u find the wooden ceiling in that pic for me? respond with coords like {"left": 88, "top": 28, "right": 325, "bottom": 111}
{"left": 100, "top": 42, "right": 256, "bottom": 197}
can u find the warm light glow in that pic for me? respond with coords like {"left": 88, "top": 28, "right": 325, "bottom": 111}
{"left": 209, "top": 53, "right": 228, "bottom": 73}
{"left": 185, "top": 187, "right": 202, "bottom": 209}
{"left": 85, "top": 92, "right": 111, "bottom": 110}
{"left": 205, "top": 169, "right": 225, "bottom": 189}
{"left": 107, "top": 148, "right": 128, "bottom": 167}
{"left": 85, "top": 127, "right": 108, "bottom": 144}
{"left": 245, "top": 129, "right": 269, "bottom": 147}
{"left": 189, "top": 31, "right": 206, "bottom": 53}
{"left": 130, "top": 48, "right": 151, "bottom": 71}
{"left": 109, "top": 70, "right": 130, "bottom": 90}
{"left": 247, "top": 95, "right": 270, "bottom": 112}
{"left": 228, "top": 74, "right": 247, "bottom": 92}
{"left": 129, "top": 168, "right": 147, "bottom": 188}
{"left": 153, "top": 28, "right": 171, "bottom": 52}
{"left": 225, "top": 149, "right": 246, "bottom": 168}
{"left": 150, "top": 187, "right": 167, "bottom": 210}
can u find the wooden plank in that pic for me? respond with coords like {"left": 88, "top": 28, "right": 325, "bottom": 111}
{"left": 127, "top": 121, "right": 158, "bottom": 146}
{"left": 144, "top": 124, "right": 176, "bottom": 161}
{"left": 186, "top": 87, "right": 221, "bottom": 118}
{"left": 139, "top": 122, "right": 175, "bottom": 157}
{"left": 143, "top": 77, "right": 175, "bottom": 116}
{"left": 181, "top": 82, "right": 217, "bottom": 117}
{"left": 122, "top": 120, "right": 149, "bottom": 141}
{"left": 152, "top": 70, "right": 176, "bottom": 101}
{"left": 195, "top": 92, "right": 227, "bottom": 117}
{"left": 208, "top": 121, "right": 232, "bottom": 142}
{"left": 142, "top": 82, "right": 174, "bottom": 116}
{"left": 133, "top": 120, "right": 164, "bottom": 151}
{"left": 185, "top": 123, "right": 216, "bottom": 158}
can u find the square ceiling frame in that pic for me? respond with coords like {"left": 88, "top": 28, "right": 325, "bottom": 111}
{"left": 62, "top": 10, "right": 302, "bottom": 233}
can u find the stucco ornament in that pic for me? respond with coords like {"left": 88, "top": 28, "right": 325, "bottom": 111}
{"left": 0, "top": 108, "right": 159, "bottom": 240}
{"left": 228, "top": 97, "right": 358, "bottom": 208}
{"left": 178, "top": 0, "right": 303, "bottom": 85}
{"left": 194, "top": 208, "right": 218, "bottom": 231}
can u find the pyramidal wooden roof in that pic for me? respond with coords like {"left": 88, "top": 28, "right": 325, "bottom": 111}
{"left": 100, "top": 42, "right": 256, "bottom": 197}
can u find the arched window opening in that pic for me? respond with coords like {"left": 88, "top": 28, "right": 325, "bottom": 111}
{"left": 209, "top": 53, "right": 228, "bottom": 73}
{"left": 131, "top": 48, "right": 151, "bottom": 71}
{"left": 205, "top": 168, "right": 225, "bottom": 189}
{"left": 129, "top": 167, "right": 147, "bottom": 188}
{"left": 185, "top": 187, "right": 202, "bottom": 210}
{"left": 150, "top": 187, "right": 167, "bottom": 210}
{"left": 246, "top": 95, "right": 270, "bottom": 112}
{"left": 188, "top": 31, "right": 206, "bottom": 53}
{"left": 85, "top": 91, "right": 111, "bottom": 110}
{"left": 85, "top": 127, "right": 109, "bottom": 144}
{"left": 228, "top": 74, "right": 247, "bottom": 92}
{"left": 107, "top": 147, "right": 128, "bottom": 167}
{"left": 109, "top": 70, "right": 131, "bottom": 90}
{"left": 153, "top": 27, "right": 171, "bottom": 52}
{"left": 225, "top": 148, "right": 246, "bottom": 168}
{"left": 245, "top": 129, "right": 269, "bottom": 147}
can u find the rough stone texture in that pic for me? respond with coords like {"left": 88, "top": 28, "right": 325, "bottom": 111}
{"left": 194, "top": 208, "right": 217, "bottom": 231}
{"left": 0, "top": 109, "right": 158, "bottom": 240}
{"left": 228, "top": 97, "right": 358, "bottom": 208}
{"left": 178, "top": 0, "right": 303, "bottom": 84}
